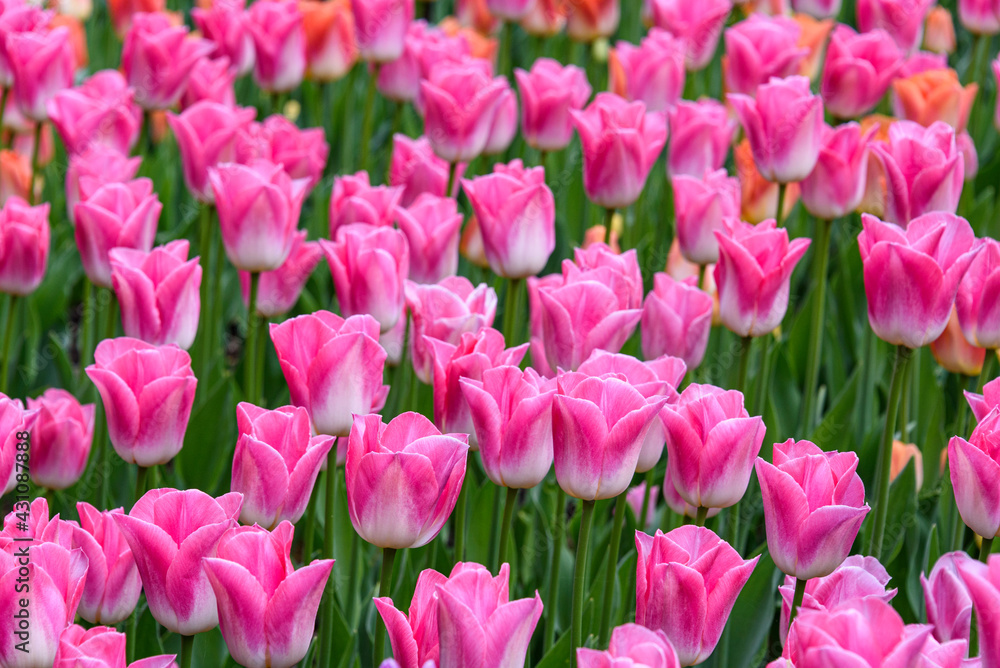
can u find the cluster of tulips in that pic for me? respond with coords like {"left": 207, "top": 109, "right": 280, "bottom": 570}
{"left": 4, "top": 0, "right": 1000, "bottom": 666}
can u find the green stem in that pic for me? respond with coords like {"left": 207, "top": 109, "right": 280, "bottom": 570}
{"left": 0, "top": 294, "right": 17, "bottom": 393}
{"left": 126, "top": 604, "right": 139, "bottom": 662}
{"left": 373, "top": 547, "right": 398, "bottom": 666}
{"left": 544, "top": 485, "right": 566, "bottom": 652}
{"left": 898, "top": 356, "right": 912, "bottom": 443}
{"left": 867, "top": 345, "right": 913, "bottom": 558}
{"left": 801, "top": 217, "right": 832, "bottom": 434}
{"left": 981, "top": 536, "right": 995, "bottom": 563}
{"left": 244, "top": 273, "right": 260, "bottom": 404}
{"left": 0, "top": 87, "right": 8, "bottom": 148}
{"left": 639, "top": 470, "right": 654, "bottom": 530}
{"left": 81, "top": 279, "right": 94, "bottom": 373}
{"left": 179, "top": 634, "right": 194, "bottom": 668}
{"left": 697, "top": 264, "right": 707, "bottom": 292}
{"left": 196, "top": 204, "right": 213, "bottom": 380}
{"left": 736, "top": 336, "right": 753, "bottom": 395}
{"left": 752, "top": 335, "right": 773, "bottom": 419}
{"left": 775, "top": 182, "right": 788, "bottom": 227}
{"left": 598, "top": 493, "right": 627, "bottom": 646}
{"left": 359, "top": 64, "right": 380, "bottom": 171}
{"left": 318, "top": 461, "right": 338, "bottom": 668}
{"left": 134, "top": 466, "right": 148, "bottom": 505}
{"left": 256, "top": 314, "right": 268, "bottom": 406}
{"left": 497, "top": 486, "right": 518, "bottom": 575}
{"left": 603, "top": 207, "right": 615, "bottom": 245}
{"left": 446, "top": 161, "right": 458, "bottom": 199}
{"left": 502, "top": 278, "right": 523, "bottom": 345}
{"left": 971, "top": 33, "right": 990, "bottom": 87}
{"left": 786, "top": 577, "right": 808, "bottom": 640}
{"left": 976, "top": 352, "right": 995, "bottom": 394}
{"left": 302, "top": 484, "right": 318, "bottom": 561}
{"left": 454, "top": 471, "right": 468, "bottom": 563}
{"left": 500, "top": 21, "right": 513, "bottom": 79}
{"left": 695, "top": 506, "right": 708, "bottom": 527}
{"left": 571, "top": 499, "right": 596, "bottom": 668}
{"left": 347, "top": 528, "right": 362, "bottom": 626}
{"left": 28, "top": 121, "right": 41, "bottom": 205}
{"left": 209, "top": 229, "right": 225, "bottom": 373}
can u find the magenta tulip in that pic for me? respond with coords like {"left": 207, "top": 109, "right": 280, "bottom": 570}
{"left": 329, "top": 171, "right": 404, "bottom": 237}
{"left": 167, "top": 101, "right": 257, "bottom": 203}
{"left": 112, "top": 488, "right": 242, "bottom": 635}
{"left": 203, "top": 523, "right": 334, "bottom": 668}
{"left": 956, "top": 237, "right": 1000, "bottom": 350}
{"left": 714, "top": 218, "right": 811, "bottom": 338}
{"left": 801, "top": 122, "right": 875, "bottom": 220}
{"left": 346, "top": 412, "right": 468, "bottom": 549}
{"left": 47, "top": 70, "right": 142, "bottom": 155}
{"left": 260, "top": 115, "right": 328, "bottom": 189}
{"left": 0, "top": 196, "right": 49, "bottom": 296}
{"left": 672, "top": 169, "right": 739, "bottom": 266}
{"left": 956, "top": 555, "right": 1000, "bottom": 666}
{"left": 85, "top": 337, "right": 197, "bottom": 466}
{"left": 231, "top": 402, "right": 335, "bottom": 529}
{"left": 350, "top": 0, "right": 413, "bottom": 62}
{"left": 641, "top": 273, "right": 713, "bottom": 370}
{"left": 729, "top": 76, "right": 824, "bottom": 184}
{"left": 192, "top": 0, "right": 255, "bottom": 77}
{"left": 25, "top": 389, "right": 94, "bottom": 491}
{"left": 181, "top": 56, "right": 236, "bottom": 109}
{"left": 0, "top": 394, "right": 37, "bottom": 495}
{"left": 574, "top": 241, "right": 645, "bottom": 309}
{"left": 578, "top": 624, "right": 681, "bottom": 668}
{"left": 635, "top": 526, "right": 759, "bottom": 666}
{"left": 966, "top": 377, "right": 1000, "bottom": 423}
{"left": 756, "top": 439, "right": 870, "bottom": 580}
{"left": 237, "top": 231, "right": 321, "bottom": 318}
{"left": 666, "top": 100, "right": 736, "bottom": 179}
{"left": 922, "top": 551, "right": 974, "bottom": 647}
{"left": 0, "top": 542, "right": 88, "bottom": 668}
{"left": 857, "top": 0, "right": 936, "bottom": 52}
{"left": 724, "top": 15, "right": 806, "bottom": 98}
{"left": 421, "top": 59, "right": 509, "bottom": 163}
{"left": 571, "top": 93, "right": 667, "bottom": 210}
{"left": 960, "top": 0, "right": 1000, "bottom": 34}
{"left": 396, "top": 193, "right": 464, "bottom": 285}
{"left": 858, "top": 212, "right": 980, "bottom": 348}
{"left": 390, "top": 134, "right": 463, "bottom": 206}
{"left": 948, "top": 406, "right": 1000, "bottom": 539}
{"left": 210, "top": 160, "right": 309, "bottom": 273}
{"left": 821, "top": 25, "right": 905, "bottom": 120}
{"left": 515, "top": 58, "right": 591, "bottom": 152}
{"left": 6, "top": 26, "right": 75, "bottom": 121}
{"left": 66, "top": 146, "right": 141, "bottom": 225}
{"left": 649, "top": 0, "right": 730, "bottom": 70}
{"left": 0, "top": 5, "right": 51, "bottom": 89}
{"left": 662, "top": 383, "right": 764, "bottom": 511}
{"left": 247, "top": 0, "right": 306, "bottom": 93}
{"left": 0, "top": 495, "right": 49, "bottom": 538}
{"left": 320, "top": 223, "right": 409, "bottom": 333}
{"left": 121, "top": 12, "right": 213, "bottom": 110}
{"left": 378, "top": 21, "right": 464, "bottom": 102}
{"left": 609, "top": 29, "right": 685, "bottom": 113}
{"left": 406, "top": 276, "right": 497, "bottom": 384}
{"left": 270, "top": 311, "right": 388, "bottom": 437}
{"left": 56, "top": 625, "right": 176, "bottom": 668}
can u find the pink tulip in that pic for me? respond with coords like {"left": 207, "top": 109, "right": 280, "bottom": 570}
{"left": 857, "top": 0, "right": 936, "bottom": 52}
{"left": 109, "top": 240, "right": 201, "bottom": 350}
{"left": 635, "top": 526, "right": 759, "bottom": 666}
{"left": 0, "top": 196, "right": 49, "bottom": 297}
{"left": 192, "top": 0, "right": 255, "bottom": 77}
{"left": 723, "top": 15, "right": 806, "bottom": 98}
{"left": 462, "top": 159, "right": 555, "bottom": 278}
{"left": 966, "top": 378, "right": 1000, "bottom": 423}
{"left": 641, "top": 273, "right": 714, "bottom": 372}
{"left": 231, "top": 403, "right": 334, "bottom": 529}
{"left": 6, "top": 27, "right": 75, "bottom": 121}
{"left": 430, "top": 327, "right": 527, "bottom": 440}
{"left": 260, "top": 115, "right": 329, "bottom": 189}
{"left": 405, "top": 276, "right": 497, "bottom": 384}
{"left": 390, "top": 134, "right": 463, "bottom": 206}
{"left": 956, "top": 237, "right": 1000, "bottom": 350}
{"left": 482, "top": 85, "right": 518, "bottom": 157}
{"left": 777, "top": 555, "right": 896, "bottom": 644}
{"left": 350, "top": 0, "right": 413, "bottom": 62}
{"left": 25, "top": 389, "right": 94, "bottom": 491}
{"left": 346, "top": 412, "right": 468, "bottom": 549}
{"left": 377, "top": 21, "right": 443, "bottom": 101}
{"left": 949, "top": 406, "right": 1000, "bottom": 539}
{"left": 210, "top": 160, "right": 309, "bottom": 273}
{"left": 247, "top": 0, "right": 306, "bottom": 93}
{"left": 375, "top": 562, "right": 541, "bottom": 668}
{"left": 552, "top": 372, "right": 666, "bottom": 500}
{"left": 714, "top": 218, "right": 811, "bottom": 338}
{"left": 922, "top": 551, "right": 974, "bottom": 647}
{"left": 858, "top": 212, "right": 980, "bottom": 348}
{"left": 74, "top": 178, "right": 161, "bottom": 289}
{"left": 871, "top": 121, "right": 965, "bottom": 226}
{"left": 487, "top": 0, "right": 532, "bottom": 20}
{"left": 56, "top": 624, "right": 176, "bottom": 668}
{"left": 781, "top": 599, "right": 932, "bottom": 666}
{"left": 237, "top": 231, "right": 321, "bottom": 318}
{"left": 320, "top": 224, "right": 409, "bottom": 333}
{"left": 329, "top": 171, "right": 404, "bottom": 237}
{"left": 729, "top": 76, "right": 824, "bottom": 184}
{"left": 792, "top": 0, "right": 842, "bottom": 18}
{"left": 960, "top": 0, "right": 1000, "bottom": 34}
{"left": 460, "top": 365, "right": 554, "bottom": 488}
{"left": 112, "top": 488, "right": 242, "bottom": 635}
{"left": 395, "top": 193, "right": 464, "bottom": 285}
{"left": 270, "top": 311, "right": 388, "bottom": 437}
{"left": 578, "top": 624, "right": 681, "bottom": 668}
{"left": 573, "top": 242, "right": 645, "bottom": 308}
{"left": 203, "top": 523, "right": 334, "bottom": 668}
{"left": 122, "top": 12, "right": 213, "bottom": 110}
{"left": 85, "top": 337, "right": 197, "bottom": 466}
{"left": 821, "top": 25, "right": 905, "bottom": 120}
{"left": 756, "top": 439, "right": 870, "bottom": 580}
{"left": 515, "top": 58, "right": 591, "bottom": 152}
{"left": 0, "top": 542, "right": 89, "bottom": 668}
{"left": 672, "top": 169, "right": 739, "bottom": 266}
{"left": 0, "top": 395, "right": 37, "bottom": 495}
{"left": 649, "top": 0, "right": 730, "bottom": 70}
{"left": 65, "top": 502, "right": 143, "bottom": 626}
{"left": 0, "top": 5, "right": 51, "bottom": 88}
{"left": 181, "top": 56, "right": 236, "bottom": 109}
{"left": 1, "top": 495, "right": 50, "bottom": 539}
{"left": 66, "top": 146, "right": 141, "bottom": 223}
{"left": 571, "top": 93, "right": 667, "bottom": 210}
{"left": 421, "top": 58, "right": 508, "bottom": 163}
{"left": 801, "top": 122, "right": 875, "bottom": 220}
{"left": 627, "top": 482, "right": 659, "bottom": 529}
{"left": 47, "top": 70, "right": 142, "bottom": 155}
{"left": 956, "top": 555, "right": 1000, "bottom": 666}
{"left": 609, "top": 29, "right": 685, "bottom": 113}
{"left": 168, "top": 101, "right": 257, "bottom": 203}
{"left": 662, "top": 383, "right": 764, "bottom": 510}
{"left": 666, "top": 100, "right": 736, "bottom": 179}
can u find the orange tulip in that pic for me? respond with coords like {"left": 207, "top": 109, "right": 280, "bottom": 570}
{"left": 520, "top": 0, "right": 566, "bottom": 36}
{"left": 890, "top": 440, "right": 923, "bottom": 490}
{"left": 0, "top": 149, "right": 32, "bottom": 206}
{"left": 931, "top": 306, "right": 986, "bottom": 376}
{"left": 735, "top": 139, "right": 800, "bottom": 224}
{"left": 299, "top": 0, "right": 357, "bottom": 82}
{"left": 566, "top": 0, "right": 619, "bottom": 42}
{"left": 923, "top": 6, "right": 956, "bottom": 55}
{"left": 49, "top": 14, "right": 88, "bottom": 71}
{"left": 795, "top": 14, "right": 834, "bottom": 81}
{"left": 892, "top": 68, "right": 977, "bottom": 132}
{"left": 455, "top": 0, "right": 499, "bottom": 34}
{"left": 440, "top": 17, "right": 498, "bottom": 62}
{"left": 108, "top": 0, "right": 166, "bottom": 36}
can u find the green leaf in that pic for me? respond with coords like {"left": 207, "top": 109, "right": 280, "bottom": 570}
{"left": 536, "top": 629, "right": 572, "bottom": 668}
